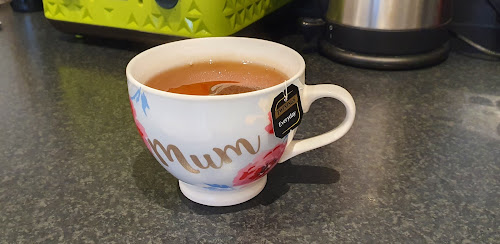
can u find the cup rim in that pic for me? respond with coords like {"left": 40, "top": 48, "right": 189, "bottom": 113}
{"left": 126, "top": 37, "right": 306, "bottom": 101}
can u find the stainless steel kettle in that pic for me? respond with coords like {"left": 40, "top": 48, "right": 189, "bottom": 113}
{"left": 320, "top": 0, "right": 453, "bottom": 69}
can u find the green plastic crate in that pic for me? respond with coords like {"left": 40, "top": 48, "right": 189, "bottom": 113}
{"left": 43, "top": 0, "right": 291, "bottom": 38}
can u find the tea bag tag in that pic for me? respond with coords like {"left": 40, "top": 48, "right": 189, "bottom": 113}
{"left": 271, "top": 84, "right": 303, "bottom": 138}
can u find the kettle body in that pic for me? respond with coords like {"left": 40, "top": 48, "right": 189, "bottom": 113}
{"left": 321, "top": 0, "right": 453, "bottom": 69}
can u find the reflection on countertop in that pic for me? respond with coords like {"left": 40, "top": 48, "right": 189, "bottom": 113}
{"left": 0, "top": 5, "right": 499, "bottom": 243}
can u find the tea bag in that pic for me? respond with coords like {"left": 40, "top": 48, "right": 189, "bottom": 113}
{"left": 210, "top": 83, "right": 261, "bottom": 95}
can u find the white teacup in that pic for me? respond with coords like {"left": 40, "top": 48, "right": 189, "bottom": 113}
{"left": 126, "top": 37, "right": 355, "bottom": 206}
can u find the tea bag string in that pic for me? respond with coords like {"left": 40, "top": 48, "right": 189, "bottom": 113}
{"left": 283, "top": 79, "right": 288, "bottom": 102}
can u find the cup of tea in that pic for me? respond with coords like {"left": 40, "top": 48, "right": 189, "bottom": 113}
{"left": 126, "top": 37, "right": 355, "bottom": 206}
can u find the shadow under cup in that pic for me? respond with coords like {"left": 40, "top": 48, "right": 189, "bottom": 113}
{"left": 126, "top": 37, "right": 357, "bottom": 207}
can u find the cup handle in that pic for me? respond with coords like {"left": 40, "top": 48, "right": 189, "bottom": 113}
{"left": 279, "top": 84, "right": 356, "bottom": 163}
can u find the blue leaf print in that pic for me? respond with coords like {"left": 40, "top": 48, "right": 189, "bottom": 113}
{"left": 140, "top": 92, "right": 150, "bottom": 116}
{"left": 204, "top": 183, "right": 233, "bottom": 191}
{"left": 130, "top": 87, "right": 150, "bottom": 116}
{"left": 131, "top": 88, "right": 141, "bottom": 102}
{"left": 206, "top": 184, "right": 231, "bottom": 189}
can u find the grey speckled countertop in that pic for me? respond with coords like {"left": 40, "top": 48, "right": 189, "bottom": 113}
{"left": 1, "top": 5, "right": 499, "bottom": 243}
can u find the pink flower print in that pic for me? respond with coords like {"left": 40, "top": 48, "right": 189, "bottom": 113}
{"left": 130, "top": 98, "right": 151, "bottom": 151}
{"left": 265, "top": 112, "right": 274, "bottom": 134}
{"left": 233, "top": 143, "right": 287, "bottom": 186}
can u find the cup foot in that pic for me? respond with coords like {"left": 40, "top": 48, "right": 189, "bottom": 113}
{"left": 178, "top": 176, "right": 267, "bottom": 206}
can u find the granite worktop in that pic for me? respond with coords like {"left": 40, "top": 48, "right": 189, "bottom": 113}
{"left": 1, "top": 5, "right": 499, "bottom": 243}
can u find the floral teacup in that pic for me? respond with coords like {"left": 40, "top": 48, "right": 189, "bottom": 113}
{"left": 126, "top": 37, "right": 356, "bottom": 206}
